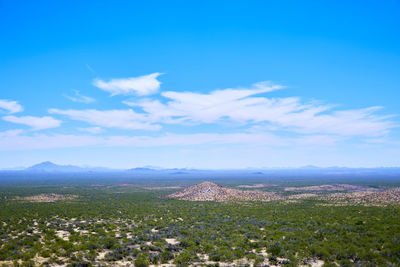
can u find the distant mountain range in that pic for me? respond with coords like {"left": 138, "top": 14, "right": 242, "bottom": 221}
{"left": 27, "top": 161, "right": 84, "bottom": 172}
{"left": 25, "top": 161, "right": 115, "bottom": 173}
{"left": 1, "top": 161, "right": 400, "bottom": 175}
{"left": 17, "top": 162, "right": 192, "bottom": 173}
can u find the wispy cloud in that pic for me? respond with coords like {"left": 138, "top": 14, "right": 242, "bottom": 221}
{"left": 78, "top": 127, "right": 103, "bottom": 134}
{"left": 124, "top": 81, "right": 285, "bottom": 124}
{"left": 0, "top": 99, "right": 23, "bottom": 114}
{"left": 63, "top": 89, "right": 95, "bottom": 103}
{"left": 49, "top": 108, "right": 160, "bottom": 131}
{"left": 0, "top": 78, "right": 393, "bottom": 154}
{"left": 0, "top": 129, "right": 24, "bottom": 137}
{"left": 126, "top": 82, "right": 393, "bottom": 137}
{"left": 86, "top": 64, "right": 96, "bottom": 74}
{"left": 93, "top": 73, "right": 162, "bottom": 96}
{"left": 3, "top": 115, "right": 61, "bottom": 130}
{"left": 53, "top": 80, "right": 394, "bottom": 137}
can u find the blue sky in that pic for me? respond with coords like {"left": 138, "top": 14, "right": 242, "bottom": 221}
{"left": 0, "top": 0, "right": 399, "bottom": 169}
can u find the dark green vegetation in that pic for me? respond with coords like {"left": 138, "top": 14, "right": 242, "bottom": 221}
{"left": 0, "top": 179, "right": 400, "bottom": 266}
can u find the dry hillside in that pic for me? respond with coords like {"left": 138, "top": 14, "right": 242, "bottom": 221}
{"left": 167, "top": 181, "right": 282, "bottom": 202}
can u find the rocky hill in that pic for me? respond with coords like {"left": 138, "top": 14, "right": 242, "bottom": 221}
{"left": 167, "top": 181, "right": 282, "bottom": 202}
{"left": 167, "top": 181, "right": 400, "bottom": 204}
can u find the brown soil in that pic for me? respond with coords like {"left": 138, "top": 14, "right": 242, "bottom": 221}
{"left": 15, "top": 193, "right": 78, "bottom": 202}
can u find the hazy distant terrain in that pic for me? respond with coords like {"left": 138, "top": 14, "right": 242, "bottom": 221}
{"left": 2, "top": 161, "right": 400, "bottom": 186}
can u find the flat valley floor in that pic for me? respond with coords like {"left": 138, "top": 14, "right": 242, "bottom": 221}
{"left": 1, "top": 177, "right": 400, "bottom": 267}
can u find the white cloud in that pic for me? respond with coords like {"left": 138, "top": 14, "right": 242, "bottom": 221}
{"left": 0, "top": 129, "right": 24, "bottom": 137}
{"left": 78, "top": 127, "right": 103, "bottom": 134}
{"left": 49, "top": 108, "right": 160, "bottom": 131}
{"left": 128, "top": 82, "right": 393, "bottom": 137}
{"left": 0, "top": 99, "right": 23, "bottom": 114}
{"left": 54, "top": 80, "right": 393, "bottom": 137}
{"left": 64, "top": 89, "right": 95, "bottom": 103}
{"left": 124, "top": 81, "right": 285, "bottom": 123}
{"left": 3, "top": 115, "right": 61, "bottom": 130}
{"left": 93, "top": 73, "right": 162, "bottom": 96}
{"left": 274, "top": 106, "right": 394, "bottom": 136}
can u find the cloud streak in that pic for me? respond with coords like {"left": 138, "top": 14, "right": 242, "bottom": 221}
{"left": 93, "top": 73, "right": 162, "bottom": 96}
{"left": 0, "top": 78, "right": 395, "bottom": 156}
{"left": 51, "top": 80, "right": 394, "bottom": 137}
{"left": 78, "top": 127, "right": 103, "bottom": 134}
{"left": 49, "top": 108, "right": 160, "bottom": 131}
{"left": 3, "top": 115, "right": 61, "bottom": 130}
{"left": 126, "top": 82, "right": 393, "bottom": 137}
{"left": 0, "top": 99, "right": 23, "bottom": 114}
{"left": 64, "top": 89, "right": 95, "bottom": 103}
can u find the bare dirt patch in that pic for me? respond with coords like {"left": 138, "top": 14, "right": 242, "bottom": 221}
{"left": 15, "top": 193, "right": 78, "bottom": 202}
{"left": 288, "top": 193, "right": 318, "bottom": 200}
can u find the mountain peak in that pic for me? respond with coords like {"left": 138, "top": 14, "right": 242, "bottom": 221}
{"left": 26, "top": 161, "right": 82, "bottom": 172}
{"left": 35, "top": 161, "right": 56, "bottom": 166}
{"left": 28, "top": 161, "right": 58, "bottom": 169}
{"left": 195, "top": 181, "right": 221, "bottom": 189}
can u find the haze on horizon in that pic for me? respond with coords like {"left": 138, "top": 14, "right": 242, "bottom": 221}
{"left": 1, "top": 1, "right": 400, "bottom": 169}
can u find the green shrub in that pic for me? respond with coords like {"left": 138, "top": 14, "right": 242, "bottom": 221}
{"left": 134, "top": 253, "right": 150, "bottom": 267}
